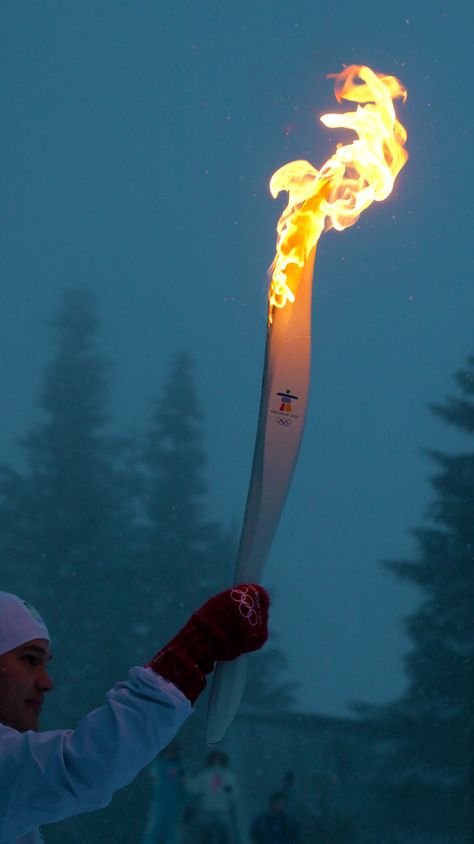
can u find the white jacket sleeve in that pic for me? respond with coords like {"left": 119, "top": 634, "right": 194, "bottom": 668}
{"left": 0, "top": 666, "right": 192, "bottom": 843}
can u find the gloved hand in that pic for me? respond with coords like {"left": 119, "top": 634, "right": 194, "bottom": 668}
{"left": 147, "top": 584, "right": 269, "bottom": 704}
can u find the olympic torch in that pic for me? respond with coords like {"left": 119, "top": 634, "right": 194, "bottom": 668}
{"left": 206, "top": 65, "right": 408, "bottom": 744}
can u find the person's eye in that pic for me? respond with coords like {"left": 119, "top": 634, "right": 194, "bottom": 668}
{"left": 22, "top": 655, "right": 40, "bottom": 666}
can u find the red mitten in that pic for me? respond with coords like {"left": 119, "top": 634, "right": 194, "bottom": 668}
{"left": 147, "top": 584, "right": 269, "bottom": 704}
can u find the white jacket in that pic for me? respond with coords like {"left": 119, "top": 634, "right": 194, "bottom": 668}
{"left": 0, "top": 666, "right": 192, "bottom": 844}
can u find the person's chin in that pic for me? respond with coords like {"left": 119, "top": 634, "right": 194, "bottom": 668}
{"left": 23, "top": 704, "right": 41, "bottom": 732}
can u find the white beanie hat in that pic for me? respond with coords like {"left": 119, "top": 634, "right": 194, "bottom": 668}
{"left": 0, "top": 592, "right": 51, "bottom": 657}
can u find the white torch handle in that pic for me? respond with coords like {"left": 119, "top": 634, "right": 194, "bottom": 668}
{"left": 206, "top": 250, "right": 316, "bottom": 744}
{"left": 206, "top": 656, "right": 248, "bottom": 745}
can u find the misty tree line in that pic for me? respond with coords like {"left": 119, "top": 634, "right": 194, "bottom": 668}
{"left": 0, "top": 286, "right": 473, "bottom": 844}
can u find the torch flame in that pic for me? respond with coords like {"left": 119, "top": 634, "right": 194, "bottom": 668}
{"left": 268, "top": 65, "right": 408, "bottom": 317}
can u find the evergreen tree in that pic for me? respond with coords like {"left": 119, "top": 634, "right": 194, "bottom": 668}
{"left": 136, "top": 351, "right": 226, "bottom": 647}
{"left": 0, "top": 286, "right": 136, "bottom": 718}
{"left": 0, "top": 288, "right": 142, "bottom": 844}
{"left": 366, "top": 353, "right": 474, "bottom": 843}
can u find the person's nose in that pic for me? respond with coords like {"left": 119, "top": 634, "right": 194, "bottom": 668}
{"left": 35, "top": 667, "right": 54, "bottom": 693}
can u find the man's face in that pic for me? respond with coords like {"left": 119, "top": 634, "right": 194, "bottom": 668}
{"left": 0, "top": 639, "right": 53, "bottom": 732}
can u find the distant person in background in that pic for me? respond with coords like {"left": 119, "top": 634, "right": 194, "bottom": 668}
{"left": 142, "top": 742, "right": 185, "bottom": 844}
{"left": 280, "top": 769, "right": 315, "bottom": 840}
{"left": 187, "top": 750, "right": 240, "bottom": 844}
{"left": 250, "top": 791, "right": 299, "bottom": 844}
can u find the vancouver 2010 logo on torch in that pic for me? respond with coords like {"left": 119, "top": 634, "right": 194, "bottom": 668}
{"left": 271, "top": 388, "right": 300, "bottom": 426}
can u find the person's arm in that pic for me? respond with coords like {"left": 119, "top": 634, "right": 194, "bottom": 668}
{"left": 0, "top": 667, "right": 191, "bottom": 841}
{"left": 0, "top": 584, "right": 269, "bottom": 841}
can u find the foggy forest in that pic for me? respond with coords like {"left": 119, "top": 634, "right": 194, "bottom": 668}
{"left": 1, "top": 287, "right": 473, "bottom": 843}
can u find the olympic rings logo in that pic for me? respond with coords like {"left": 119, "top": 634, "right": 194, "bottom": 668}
{"left": 276, "top": 416, "right": 292, "bottom": 426}
{"left": 230, "top": 586, "right": 260, "bottom": 627}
